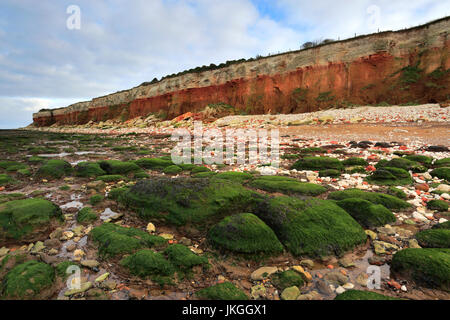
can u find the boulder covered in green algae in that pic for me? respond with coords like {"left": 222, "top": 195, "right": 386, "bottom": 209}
{"left": 334, "top": 290, "right": 400, "bottom": 300}
{"left": 195, "top": 282, "right": 248, "bottom": 300}
{"left": 118, "top": 177, "right": 257, "bottom": 226}
{"left": 291, "top": 156, "right": 343, "bottom": 171}
{"left": 252, "top": 196, "right": 367, "bottom": 257}
{"left": 328, "top": 189, "right": 411, "bottom": 210}
{"left": 336, "top": 198, "right": 396, "bottom": 228}
{"left": 36, "top": 159, "right": 73, "bottom": 179}
{"left": 250, "top": 175, "right": 326, "bottom": 196}
{"left": 0, "top": 198, "right": 63, "bottom": 241}
{"left": 366, "top": 167, "right": 413, "bottom": 186}
{"left": 207, "top": 213, "right": 283, "bottom": 254}
{"left": 391, "top": 248, "right": 450, "bottom": 291}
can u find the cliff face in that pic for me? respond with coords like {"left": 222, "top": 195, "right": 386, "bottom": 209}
{"left": 33, "top": 17, "right": 450, "bottom": 127}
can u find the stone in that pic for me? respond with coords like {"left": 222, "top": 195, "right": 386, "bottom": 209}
{"left": 73, "top": 249, "right": 85, "bottom": 257}
{"left": 44, "top": 239, "right": 61, "bottom": 249}
{"left": 373, "top": 241, "right": 399, "bottom": 255}
{"left": 64, "top": 282, "right": 92, "bottom": 296}
{"left": 48, "top": 248, "right": 58, "bottom": 256}
{"left": 416, "top": 183, "right": 430, "bottom": 192}
{"left": 335, "top": 286, "right": 346, "bottom": 294}
{"left": 146, "top": 223, "right": 155, "bottom": 233}
{"left": 251, "top": 266, "right": 278, "bottom": 280}
{"left": 368, "top": 255, "right": 386, "bottom": 266}
{"left": 324, "top": 271, "right": 348, "bottom": 286}
{"left": 66, "top": 243, "right": 76, "bottom": 252}
{"left": 365, "top": 230, "right": 377, "bottom": 240}
{"left": 0, "top": 247, "right": 9, "bottom": 257}
{"left": 281, "top": 286, "right": 300, "bottom": 300}
{"left": 436, "top": 184, "right": 450, "bottom": 193}
{"left": 356, "top": 272, "right": 368, "bottom": 287}
{"left": 81, "top": 260, "right": 99, "bottom": 269}
{"left": 408, "top": 239, "right": 422, "bottom": 249}
{"left": 251, "top": 284, "right": 266, "bottom": 299}
{"left": 31, "top": 241, "right": 45, "bottom": 253}
{"left": 103, "top": 280, "right": 117, "bottom": 290}
{"left": 315, "top": 280, "right": 333, "bottom": 295}
{"left": 299, "top": 259, "right": 314, "bottom": 269}
{"left": 292, "top": 266, "right": 312, "bottom": 282}
{"left": 179, "top": 237, "right": 192, "bottom": 246}
{"left": 338, "top": 257, "right": 355, "bottom": 268}
{"left": 159, "top": 233, "right": 173, "bottom": 240}
{"left": 297, "top": 290, "right": 321, "bottom": 300}
{"left": 95, "top": 272, "right": 110, "bottom": 282}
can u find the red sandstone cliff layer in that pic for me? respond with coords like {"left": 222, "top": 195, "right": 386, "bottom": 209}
{"left": 33, "top": 17, "right": 450, "bottom": 127}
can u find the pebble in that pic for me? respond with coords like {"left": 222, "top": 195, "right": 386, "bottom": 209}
{"left": 80, "top": 260, "right": 100, "bottom": 269}
{"left": 251, "top": 267, "right": 278, "bottom": 280}
{"left": 335, "top": 286, "right": 346, "bottom": 294}
{"left": 299, "top": 259, "right": 314, "bottom": 269}
{"left": 281, "top": 286, "right": 300, "bottom": 300}
{"left": 95, "top": 273, "right": 110, "bottom": 282}
{"left": 64, "top": 282, "right": 92, "bottom": 296}
{"left": 146, "top": 223, "right": 156, "bottom": 233}
{"left": 0, "top": 247, "right": 9, "bottom": 257}
{"left": 251, "top": 284, "right": 266, "bottom": 299}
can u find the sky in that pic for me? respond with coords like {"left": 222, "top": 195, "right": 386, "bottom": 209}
{"left": 0, "top": 0, "right": 449, "bottom": 128}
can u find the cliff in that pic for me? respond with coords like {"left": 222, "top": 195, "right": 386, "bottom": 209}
{"left": 33, "top": 17, "right": 450, "bottom": 127}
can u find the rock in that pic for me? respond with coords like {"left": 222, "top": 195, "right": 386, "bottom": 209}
{"left": 31, "top": 241, "right": 45, "bottom": 253}
{"left": 66, "top": 243, "right": 76, "bottom": 252}
{"left": 179, "top": 237, "right": 192, "bottom": 246}
{"left": 373, "top": 240, "right": 399, "bottom": 255}
{"left": 39, "top": 253, "right": 60, "bottom": 265}
{"left": 299, "top": 259, "right": 314, "bottom": 269}
{"left": 338, "top": 257, "right": 355, "bottom": 268}
{"left": 281, "top": 286, "right": 300, "bottom": 300}
{"left": 87, "top": 180, "right": 106, "bottom": 192}
{"left": 355, "top": 273, "right": 368, "bottom": 287}
{"left": 315, "top": 280, "right": 334, "bottom": 295}
{"left": 73, "top": 249, "right": 85, "bottom": 258}
{"left": 436, "top": 184, "right": 450, "bottom": 193}
{"left": 251, "top": 266, "right": 278, "bottom": 280}
{"left": 343, "top": 283, "right": 354, "bottom": 290}
{"left": 335, "top": 286, "right": 346, "bottom": 294}
{"left": 62, "top": 231, "right": 74, "bottom": 240}
{"left": 0, "top": 247, "right": 9, "bottom": 257}
{"left": 412, "top": 211, "right": 428, "bottom": 222}
{"left": 292, "top": 266, "right": 312, "bottom": 282}
{"left": 64, "top": 281, "right": 92, "bottom": 296}
{"left": 80, "top": 260, "right": 99, "bottom": 269}
{"left": 377, "top": 225, "right": 396, "bottom": 236}
{"left": 251, "top": 284, "right": 266, "bottom": 299}
{"left": 401, "top": 285, "right": 407, "bottom": 292}
{"left": 95, "top": 272, "right": 110, "bottom": 282}
{"left": 159, "top": 233, "right": 173, "bottom": 240}
{"left": 408, "top": 239, "right": 422, "bottom": 249}
{"left": 324, "top": 271, "right": 348, "bottom": 286}
{"left": 44, "top": 239, "right": 61, "bottom": 249}
{"left": 426, "top": 146, "right": 448, "bottom": 152}
{"left": 146, "top": 223, "right": 155, "bottom": 233}
{"left": 368, "top": 255, "right": 386, "bottom": 266}
{"left": 48, "top": 248, "right": 58, "bottom": 256}
{"left": 297, "top": 290, "right": 321, "bottom": 300}
{"left": 416, "top": 183, "right": 430, "bottom": 192}
{"left": 365, "top": 230, "right": 377, "bottom": 240}
{"left": 103, "top": 280, "right": 117, "bottom": 290}
{"left": 421, "top": 172, "right": 432, "bottom": 180}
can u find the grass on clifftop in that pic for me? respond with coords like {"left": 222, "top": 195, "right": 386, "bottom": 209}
{"left": 207, "top": 213, "right": 283, "bottom": 254}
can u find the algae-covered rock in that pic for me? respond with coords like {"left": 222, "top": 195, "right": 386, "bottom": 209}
{"left": 1, "top": 260, "right": 55, "bottom": 299}
{"left": 74, "top": 162, "right": 106, "bottom": 177}
{"left": 77, "top": 207, "right": 98, "bottom": 224}
{"left": 253, "top": 196, "right": 367, "bottom": 257}
{"left": 336, "top": 198, "right": 396, "bottom": 228}
{"left": 91, "top": 223, "right": 166, "bottom": 258}
{"left": 0, "top": 174, "right": 15, "bottom": 186}
{"left": 36, "top": 159, "right": 73, "bottom": 179}
{"left": 163, "top": 165, "right": 182, "bottom": 175}
{"left": 98, "top": 160, "right": 141, "bottom": 175}
{"left": 334, "top": 289, "right": 400, "bottom": 300}
{"left": 118, "top": 178, "right": 256, "bottom": 226}
{"left": 391, "top": 248, "right": 450, "bottom": 291}
{"left": 250, "top": 175, "right": 326, "bottom": 196}
{"left": 328, "top": 189, "right": 410, "bottom": 210}
{"left": 427, "top": 199, "right": 449, "bottom": 212}
{"left": 134, "top": 157, "right": 174, "bottom": 170}
{"left": 0, "top": 198, "right": 63, "bottom": 241}
{"left": 195, "top": 282, "right": 248, "bottom": 300}
{"left": 271, "top": 270, "right": 304, "bottom": 290}
{"left": 415, "top": 229, "right": 450, "bottom": 248}
{"left": 342, "top": 157, "right": 368, "bottom": 167}
{"left": 291, "top": 156, "right": 343, "bottom": 171}
{"left": 366, "top": 167, "right": 413, "bottom": 185}
{"left": 430, "top": 167, "right": 450, "bottom": 181}
{"left": 207, "top": 213, "right": 283, "bottom": 254}
{"left": 214, "top": 171, "right": 253, "bottom": 183}
{"left": 164, "top": 244, "right": 208, "bottom": 270}
{"left": 120, "top": 249, "right": 174, "bottom": 285}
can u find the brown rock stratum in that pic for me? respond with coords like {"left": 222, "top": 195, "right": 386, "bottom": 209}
{"left": 33, "top": 17, "right": 450, "bottom": 127}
